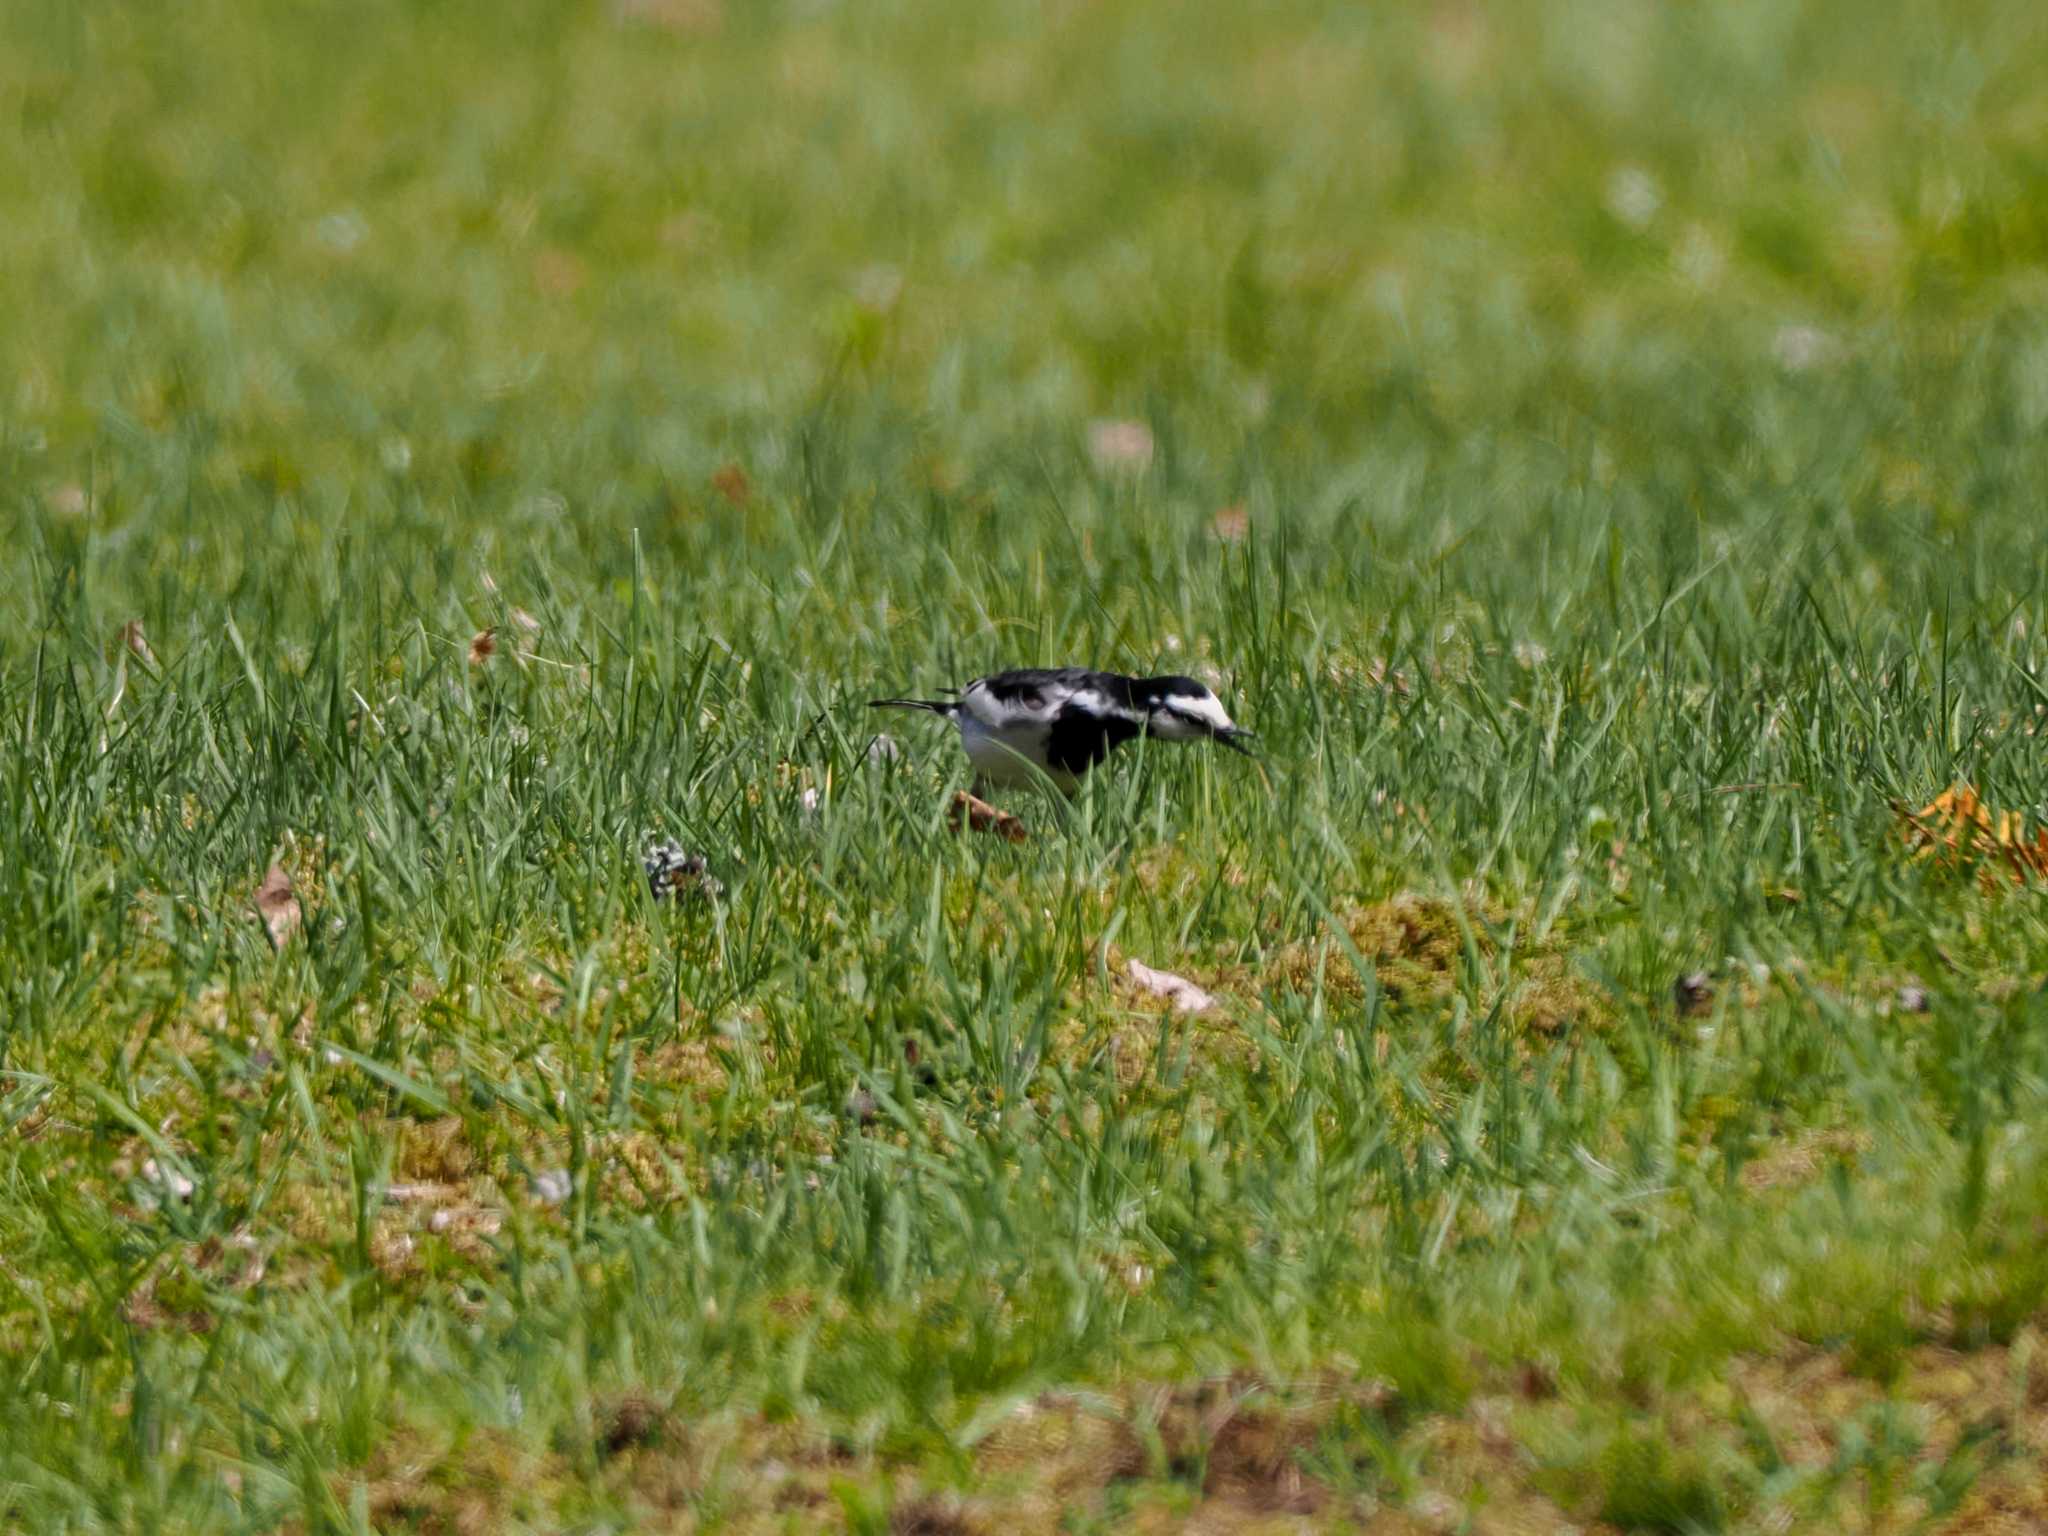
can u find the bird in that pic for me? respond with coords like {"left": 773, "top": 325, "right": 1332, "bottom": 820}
{"left": 871, "top": 667, "right": 1253, "bottom": 794}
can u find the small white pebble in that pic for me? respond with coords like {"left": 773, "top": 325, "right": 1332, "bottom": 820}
{"left": 1087, "top": 418, "right": 1154, "bottom": 473}
{"left": 531, "top": 1169, "right": 572, "bottom": 1205}
{"left": 1604, "top": 165, "right": 1662, "bottom": 229}
{"left": 1674, "top": 223, "right": 1725, "bottom": 285}
{"left": 1773, "top": 324, "right": 1836, "bottom": 372}
{"left": 1410, "top": 1489, "right": 1461, "bottom": 1529}
{"left": 314, "top": 209, "right": 368, "bottom": 252}
{"left": 852, "top": 263, "right": 903, "bottom": 312}
{"left": 140, "top": 1159, "right": 196, "bottom": 1201}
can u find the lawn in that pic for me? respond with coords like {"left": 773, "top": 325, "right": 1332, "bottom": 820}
{"left": 5, "top": 0, "right": 2048, "bottom": 1530}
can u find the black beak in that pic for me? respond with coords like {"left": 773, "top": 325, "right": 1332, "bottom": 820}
{"left": 1214, "top": 726, "right": 1256, "bottom": 756}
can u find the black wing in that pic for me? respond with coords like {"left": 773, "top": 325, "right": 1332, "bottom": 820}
{"left": 975, "top": 668, "right": 1142, "bottom": 712}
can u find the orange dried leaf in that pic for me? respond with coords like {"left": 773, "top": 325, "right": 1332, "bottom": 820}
{"left": 1900, "top": 784, "right": 2048, "bottom": 885}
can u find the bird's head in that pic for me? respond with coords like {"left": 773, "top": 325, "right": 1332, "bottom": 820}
{"left": 1139, "top": 676, "right": 1255, "bottom": 753}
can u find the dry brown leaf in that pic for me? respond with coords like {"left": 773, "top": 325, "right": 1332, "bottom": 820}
{"left": 1365, "top": 657, "right": 1412, "bottom": 696}
{"left": 598, "top": 1394, "right": 667, "bottom": 1456}
{"left": 118, "top": 619, "right": 157, "bottom": 668}
{"left": 710, "top": 462, "right": 752, "bottom": 507}
{"left": 188, "top": 1231, "right": 266, "bottom": 1290}
{"left": 1128, "top": 957, "right": 1219, "bottom": 1015}
{"left": 948, "top": 790, "right": 1027, "bottom": 843}
{"left": 253, "top": 865, "right": 302, "bottom": 949}
{"left": 1900, "top": 784, "right": 2048, "bottom": 886}
{"left": 468, "top": 627, "right": 497, "bottom": 666}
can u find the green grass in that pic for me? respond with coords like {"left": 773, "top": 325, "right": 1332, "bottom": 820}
{"left": 6, "top": 0, "right": 2048, "bottom": 1529}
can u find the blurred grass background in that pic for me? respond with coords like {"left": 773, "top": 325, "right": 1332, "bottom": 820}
{"left": 7, "top": 0, "right": 2048, "bottom": 608}
{"left": 9, "top": 2, "right": 2048, "bottom": 1531}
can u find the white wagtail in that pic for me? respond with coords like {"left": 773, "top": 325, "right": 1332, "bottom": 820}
{"left": 871, "top": 667, "right": 1253, "bottom": 794}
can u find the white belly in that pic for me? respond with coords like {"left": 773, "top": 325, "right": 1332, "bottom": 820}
{"left": 958, "top": 714, "right": 1074, "bottom": 791}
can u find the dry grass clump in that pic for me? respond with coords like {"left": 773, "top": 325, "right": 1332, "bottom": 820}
{"left": 1270, "top": 893, "right": 1610, "bottom": 1038}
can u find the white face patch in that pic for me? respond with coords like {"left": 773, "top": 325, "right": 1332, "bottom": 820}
{"left": 1151, "top": 689, "right": 1235, "bottom": 740}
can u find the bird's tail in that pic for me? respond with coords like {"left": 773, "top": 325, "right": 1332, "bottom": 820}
{"left": 869, "top": 697, "right": 956, "bottom": 717}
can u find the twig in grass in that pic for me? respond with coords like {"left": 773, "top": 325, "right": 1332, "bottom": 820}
{"left": 949, "top": 790, "right": 1027, "bottom": 842}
